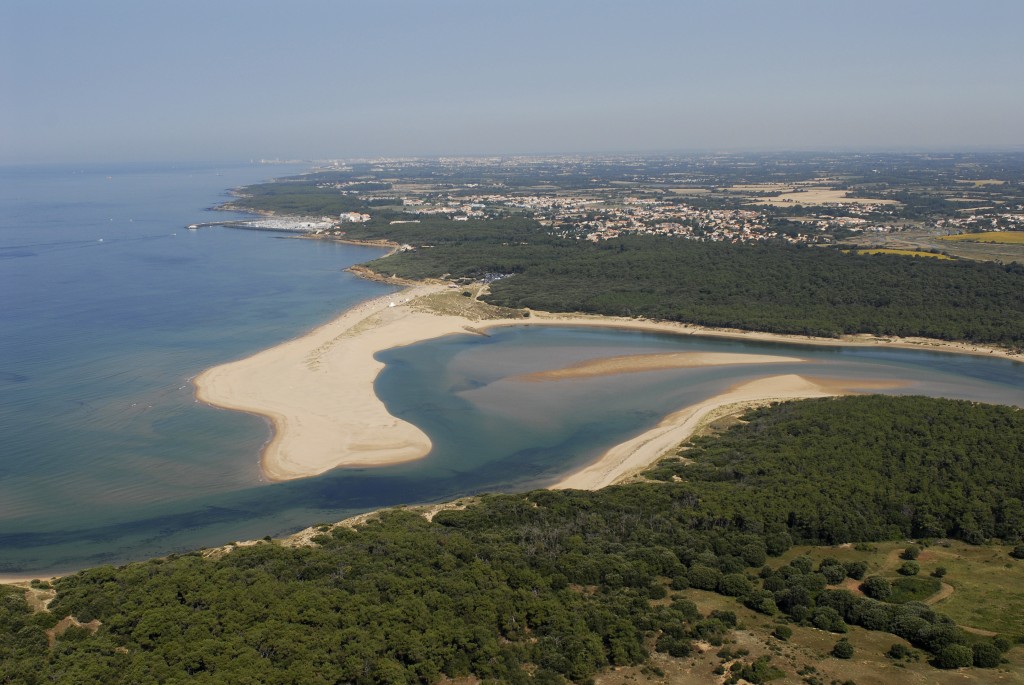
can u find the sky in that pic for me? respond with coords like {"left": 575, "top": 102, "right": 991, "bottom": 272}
{"left": 2, "top": 0, "right": 1022, "bottom": 163}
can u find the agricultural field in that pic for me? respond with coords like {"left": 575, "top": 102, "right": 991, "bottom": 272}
{"left": 848, "top": 228, "right": 1024, "bottom": 264}
{"left": 940, "top": 231, "right": 1024, "bottom": 244}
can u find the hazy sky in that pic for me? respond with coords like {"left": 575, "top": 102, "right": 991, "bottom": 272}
{"left": 2, "top": 0, "right": 1022, "bottom": 163}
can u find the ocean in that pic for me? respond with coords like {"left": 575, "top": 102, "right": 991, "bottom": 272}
{"left": 2, "top": 162, "right": 1023, "bottom": 575}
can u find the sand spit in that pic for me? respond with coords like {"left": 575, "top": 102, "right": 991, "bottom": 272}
{"left": 550, "top": 374, "right": 910, "bottom": 491}
{"left": 195, "top": 282, "right": 1014, "bottom": 483}
{"left": 195, "top": 285, "right": 474, "bottom": 481}
{"left": 194, "top": 286, "right": 810, "bottom": 482}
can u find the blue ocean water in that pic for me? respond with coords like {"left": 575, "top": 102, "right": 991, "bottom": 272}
{"left": 0, "top": 162, "right": 396, "bottom": 571}
{"left": 2, "top": 162, "right": 1023, "bottom": 576}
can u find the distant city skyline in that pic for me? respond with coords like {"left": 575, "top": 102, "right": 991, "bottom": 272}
{"left": 2, "top": 0, "right": 1022, "bottom": 164}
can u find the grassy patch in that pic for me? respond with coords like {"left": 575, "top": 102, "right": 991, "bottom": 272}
{"left": 921, "top": 544, "right": 1024, "bottom": 638}
{"left": 770, "top": 541, "right": 1024, "bottom": 638}
{"left": 652, "top": 588, "right": 1021, "bottom": 685}
{"left": 890, "top": 576, "right": 942, "bottom": 603}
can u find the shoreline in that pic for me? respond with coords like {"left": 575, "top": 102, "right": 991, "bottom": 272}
{"left": 194, "top": 280, "right": 1020, "bottom": 484}
{"left": 549, "top": 374, "right": 910, "bottom": 490}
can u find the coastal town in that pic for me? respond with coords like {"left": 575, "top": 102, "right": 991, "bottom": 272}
{"left": 231, "top": 154, "right": 1024, "bottom": 254}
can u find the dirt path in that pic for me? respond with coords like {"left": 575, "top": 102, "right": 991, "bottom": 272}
{"left": 924, "top": 581, "right": 955, "bottom": 606}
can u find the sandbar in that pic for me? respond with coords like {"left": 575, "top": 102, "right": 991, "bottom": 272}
{"left": 195, "top": 285, "right": 468, "bottom": 480}
{"left": 194, "top": 287, "right": 815, "bottom": 481}
{"left": 550, "top": 374, "right": 909, "bottom": 491}
{"left": 195, "top": 283, "right": 1013, "bottom": 483}
{"left": 513, "top": 351, "right": 802, "bottom": 382}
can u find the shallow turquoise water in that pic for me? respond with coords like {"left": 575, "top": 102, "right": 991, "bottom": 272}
{"left": 2, "top": 163, "right": 1023, "bottom": 575}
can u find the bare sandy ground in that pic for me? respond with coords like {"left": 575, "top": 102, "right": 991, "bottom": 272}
{"left": 195, "top": 285, "right": 1017, "bottom": 483}
{"left": 195, "top": 285, "right": 470, "bottom": 481}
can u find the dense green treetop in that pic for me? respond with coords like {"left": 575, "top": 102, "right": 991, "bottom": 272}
{"left": 370, "top": 233, "right": 1024, "bottom": 347}
{"left": 1, "top": 396, "right": 1021, "bottom": 682}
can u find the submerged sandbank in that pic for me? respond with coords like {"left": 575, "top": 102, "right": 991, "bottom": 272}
{"left": 195, "top": 284, "right": 1012, "bottom": 484}
{"left": 195, "top": 287, "right": 805, "bottom": 481}
{"left": 513, "top": 351, "right": 802, "bottom": 382}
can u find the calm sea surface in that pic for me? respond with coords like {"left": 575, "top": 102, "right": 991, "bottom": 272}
{"left": 2, "top": 163, "right": 1024, "bottom": 575}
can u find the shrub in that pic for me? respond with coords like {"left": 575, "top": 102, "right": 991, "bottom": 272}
{"left": 764, "top": 532, "right": 793, "bottom": 556}
{"left": 820, "top": 564, "right": 847, "bottom": 585}
{"left": 647, "top": 583, "right": 667, "bottom": 600}
{"left": 688, "top": 565, "right": 722, "bottom": 591}
{"left": 886, "top": 643, "right": 914, "bottom": 660}
{"left": 1010, "top": 544, "right": 1024, "bottom": 560}
{"left": 717, "top": 573, "right": 753, "bottom": 597}
{"left": 789, "top": 556, "right": 814, "bottom": 574}
{"left": 901, "top": 545, "right": 921, "bottom": 560}
{"left": 733, "top": 656, "right": 785, "bottom": 685}
{"left": 897, "top": 561, "right": 920, "bottom": 576}
{"left": 844, "top": 561, "right": 868, "bottom": 580}
{"left": 972, "top": 642, "right": 1002, "bottom": 668}
{"left": 919, "top": 623, "right": 968, "bottom": 654}
{"left": 934, "top": 644, "right": 974, "bottom": 669}
{"left": 931, "top": 566, "right": 947, "bottom": 578}
{"left": 832, "top": 639, "right": 854, "bottom": 659}
{"left": 655, "top": 634, "right": 693, "bottom": 658}
{"left": 670, "top": 575, "right": 690, "bottom": 591}
{"left": 772, "top": 625, "right": 793, "bottom": 641}
{"left": 811, "top": 606, "right": 848, "bottom": 633}
{"left": 859, "top": 576, "right": 892, "bottom": 600}
{"left": 709, "top": 610, "right": 737, "bottom": 628}
{"left": 742, "top": 590, "right": 778, "bottom": 615}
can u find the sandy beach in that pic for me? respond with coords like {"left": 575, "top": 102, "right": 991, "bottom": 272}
{"left": 195, "top": 283, "right": 1015, "bottom": 484}
{"left": 550, "top": 374, "right": 908, "bottom": 490}
{"left": 195, "top": 284, "right": 471, "bottom": 481}
{"left": 194, "top": 285, "right": 807, "bottom": 481}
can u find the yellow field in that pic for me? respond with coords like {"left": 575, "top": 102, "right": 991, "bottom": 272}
{"left": 751, "top": 187, "right": 898, "bottom": 206}
{"left": 955, "top": 179, "right": 1006, "bottom": 186}
{"left": 940, "top": 231, "right": 1024, "bottom": 244}
{"left": 853, "top": 249, "right": 953, "bottom": 259}
{"left": 725, "top": 183, "right": 794, "bottom": 193}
